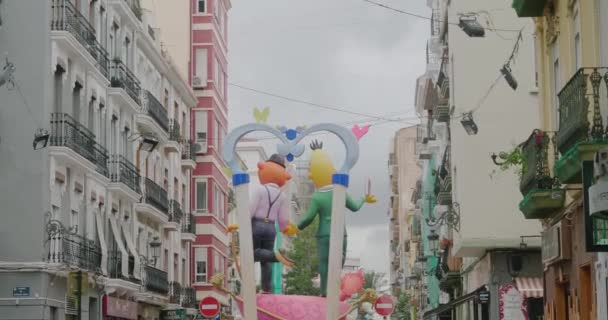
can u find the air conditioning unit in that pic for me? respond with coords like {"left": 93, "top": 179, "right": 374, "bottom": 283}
{"left": 195, "top": 133, "right": 208, "bottom": 154}
{"left": 193, "top": 76, "right": 203, "bottom": 87}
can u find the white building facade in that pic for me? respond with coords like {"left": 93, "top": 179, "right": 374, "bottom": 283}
{"left": 0, "top": 0, "right": 198, "bottom": 318}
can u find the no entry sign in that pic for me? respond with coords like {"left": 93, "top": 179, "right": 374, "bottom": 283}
{"left": 199, "top": 296, "right": 220, "bottom": 318}
{"left": 374, "top": 295, "right": 395, "bottom": 317}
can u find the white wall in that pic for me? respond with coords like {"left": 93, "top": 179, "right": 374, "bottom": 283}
{"left": 448, "top": 0, "right": 542, "bottom": 257}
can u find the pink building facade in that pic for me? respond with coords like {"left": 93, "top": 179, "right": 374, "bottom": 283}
{"left": 189, "top": 0, "right": 232, "bottom": 308}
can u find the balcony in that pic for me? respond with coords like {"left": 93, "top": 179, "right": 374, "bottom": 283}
{"left": 47, "top": 227, "right": 102, "bottom": 272}
{"left": 169, "top": 120, "right": 182, "bottom": 142}
{"left": 165, "top": 119, "right": 181, "bottom": 153}
{"left": 555, "top": 67, "right": 608, "bottom": 184}
{"left": 50, "top": 113, "right": 109, "bottom": 178}
{"left": 108, "top": 251, "right": 139, "bottom": 284}
{"left": 181, "top": 214, "right": 196, "bottom": 242}
{"left": 512, "top": 0, "right": 548, "bottom": 17}
{"left": 143, "top": 265, "right": 169, "bottom": 295}
{"left": 143, "top": 90, "right": 169, "bottom": 133}
{"left": 169, "top": 200, "right": 184, "bottom": 224}
{"left": 50, "top": 0, "right": 109, "bottom": 79}
{"left": 518, "top": 130, "right": 566, "bottom": 219}
{"left": 435, "top": 146, "right": 452, "bottom": 205}
{"left": 181, "top": 287, "right": 197, "bottom": 309}
{"left": 110, "top": 60, "right": 142, "bottom": 106}
{"left": 181, "top": 140, "right": 197, "bottom": 171}
{"left": 109, "top": 155, "right": 141, "bottom": 195}
{"left": 169, "top": 281, "right": 182, "bottom": 305}
{"left": 143, "top": 178, "right": 168, "bottom": 212}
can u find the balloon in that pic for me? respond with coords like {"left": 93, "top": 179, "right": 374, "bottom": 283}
{"left": 340, "top": 270, "right": 365, "bottom": 301}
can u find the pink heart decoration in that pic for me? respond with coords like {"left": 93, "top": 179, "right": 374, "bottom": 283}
{"left": 351, "top": 124, "right": 371, "bottom": 141}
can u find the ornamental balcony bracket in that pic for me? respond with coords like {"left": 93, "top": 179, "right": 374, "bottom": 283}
{"left": 425, "top": 202, "right": 461, "bottom": 232}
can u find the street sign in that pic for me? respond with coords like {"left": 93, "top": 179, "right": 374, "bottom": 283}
{"left": 199, "top": 296, "right": 220, "bottom": 318}
{"left": 374, "top": 295, "right": 395, "bottom": 317}
{"left": 478, "top": 290, "right": 490, "bottom": 304}
{"left": 12, "top": 287, "right": 30, "bottom": 297}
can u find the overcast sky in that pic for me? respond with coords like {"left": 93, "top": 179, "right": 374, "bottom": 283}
{"left": 227, "top": 0, "right": 429, "bottom": 274}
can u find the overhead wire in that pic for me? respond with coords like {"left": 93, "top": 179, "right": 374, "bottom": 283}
{"left": 229, "top": 82, "right": 420, "bottom": 124}
{"left": 362, "top": 0, "right": 521, "bottom": 33}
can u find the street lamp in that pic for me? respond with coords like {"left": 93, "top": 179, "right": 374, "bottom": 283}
{"left": 461, "top": 112, "right": 478, "bottom": 135}
{"left": 33, "top": 128, "right": 50, "bottom": 150}
{"left": 130, "top": 133, "right": 159, "bottom": 152}
{"left": 149, "top": 236, "right": 161, "bottom": 267}
{"left": 458, "top": 14, "right": 485, "bottom": 37}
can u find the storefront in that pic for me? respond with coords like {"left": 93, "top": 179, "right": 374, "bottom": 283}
{"left": 423, "top": 286, "right": 489, "bottom": 320}
{"left": 102, "top": 295, "right": 138, "bottom": 320}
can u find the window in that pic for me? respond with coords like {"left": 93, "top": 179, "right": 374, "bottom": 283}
{"left": 195, "top": 111, "right": 208, "bottom": 151}
{"left": 213, "top": 119, "right": 220, "bottom": 148}
{"left": 164, "top": 89, "right": 169, "bottom": 108}
{"left": 88, "top": 98, "right": 95, "bottom": 134}
{"left": 71, "top": 210, "right": 79, "bottom": 233}
{"left": 195, "top": 248, "right": 208, "bottom": 282}
{"left": 73, "top": 82, "right": 83, "bottom": 123}
{"left": 196, "top": 180, "right": 208, "bottom": 212}
{"left": 214, "top": 184, "right": 223, "bottom": 221}
{"left": 123, "top": 37, "right": 130, "bottom": 67}
{"left": 53, "top": 66, "right": 64, "bottom": 114}
{"left": 111, "top": 116, "right": 118, "bottom": 157}
{"left": 214, "top": 58, "right": 223, "bottom": 96}
{"left": 551, "top": 42, "right": 561, "bottom": 130}
{"left": 99, "top": 104, "right": 106, "bottom": 147}
{"left": 214, "top": 251, "right": 220, "bottom": 275}
{"left": 194, "top": 48, "right": 208, "bottom": 86}
{"left": 197, "top": 0, "right": 206, "bottom": 13}
{"left": 572, "top": 1, "right": 582, "bottom": 70}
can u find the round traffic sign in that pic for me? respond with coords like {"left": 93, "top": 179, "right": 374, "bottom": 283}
{"left": 199, "top": 296, "right": 220, "bottom": 318}
{"left": 374, "top": 295, "right": 395, "bottom": 316}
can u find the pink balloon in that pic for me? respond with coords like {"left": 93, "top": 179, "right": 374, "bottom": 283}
{"left": 340, "top": 270, "right": 365, "bottom": 301}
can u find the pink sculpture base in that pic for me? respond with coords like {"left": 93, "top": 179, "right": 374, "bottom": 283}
{"left": 234, "top": 294, "right": 351, "bottom": 320}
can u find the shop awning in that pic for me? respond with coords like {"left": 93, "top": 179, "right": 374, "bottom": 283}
{"left": 515, "top": 277, "right": 543, "bottom": 298}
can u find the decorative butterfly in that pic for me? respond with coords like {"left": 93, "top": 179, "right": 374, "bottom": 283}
{"left": 253, "top": 107, "right": 270, "bottom": 124}
{"left": 351, "top": 124, "right": 371, "bottom": 141}
{"left": 221, "top": 166, "right": 233, "bottom": 177}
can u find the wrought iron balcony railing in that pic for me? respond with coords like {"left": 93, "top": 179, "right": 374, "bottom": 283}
{"left": 47, "top": 224, "right": 102, "bottom": 272}
{"left": 435, "top": 146, "right": 452, "bottom": 205}
{"left": 169, "top": 119, "right": 181, "bottom": 142}
{"left": 50, "top": 0, "right": 109, "bottom": 78}
{"left": 181, "top": 140, "right": 197, "bottom": 161}
{"left": 143, "top": 265, "right": 169, "bottom": 294}
{"left": 556, "top": 67, "right": 608, "bottom": 154}
{"left": 110, "top": 60, "right": 142, "bottom": 106}
{"left": 169, "top": 281, "right": 182, "bottom": 304}
{"left": 169, "top": 200, "right": 183, "bottom": 224}
{"left": 181, "top": 287, "right": 197, "bottom": 308}
{"left": 519, "top": 130, "right": 557, "bottom": 195}
{"left": 143, "top": 178, "right": 169, "bottom": 214}
{"left": 107, "top": 251, "right": 139, "bottom": 284}
{"left": 109, "top": 155, "right": 141, "bottom": 194}
{"left": 144, "top": 90, "right": 169, "bottom": 132}
{"left": 50, "top": 113, "right": 109, "bottom": 177}
{"left": 182, "top": 213, "right": 196, "bottom": 234}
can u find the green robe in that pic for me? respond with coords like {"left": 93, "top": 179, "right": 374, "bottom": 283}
{"left": 297, "top": 186, "right": 365, "bottom": 296}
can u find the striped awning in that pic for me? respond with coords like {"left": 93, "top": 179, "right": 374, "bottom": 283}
{"left": 515, "top": 277, "right": 544, "bottom": 298}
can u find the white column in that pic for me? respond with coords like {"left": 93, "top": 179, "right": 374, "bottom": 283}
{"left": 234, "top": 175, "right": 257, "bottom": 320}
{"left": 326, "top": 176, "right": 347, "bottom": 320}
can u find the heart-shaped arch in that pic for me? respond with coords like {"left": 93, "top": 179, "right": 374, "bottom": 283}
{"left": 223, "top": 123, "right": 359, "bottom": 175}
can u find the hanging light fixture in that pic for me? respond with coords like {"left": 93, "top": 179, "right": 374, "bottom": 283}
{"left": 458, "top": 14, "right": 485, "bottom": 37}
{"left": 501, "top": 64, "right": 518, "bottom": 90}
{"left": 427, "top": 229, "right": 440, "bottom": 255}
{"left": 33, "top": 129, "right": 50, "bottom": 150}
{"left": 461, "top": 112, "right": 478, "bottom": 135}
